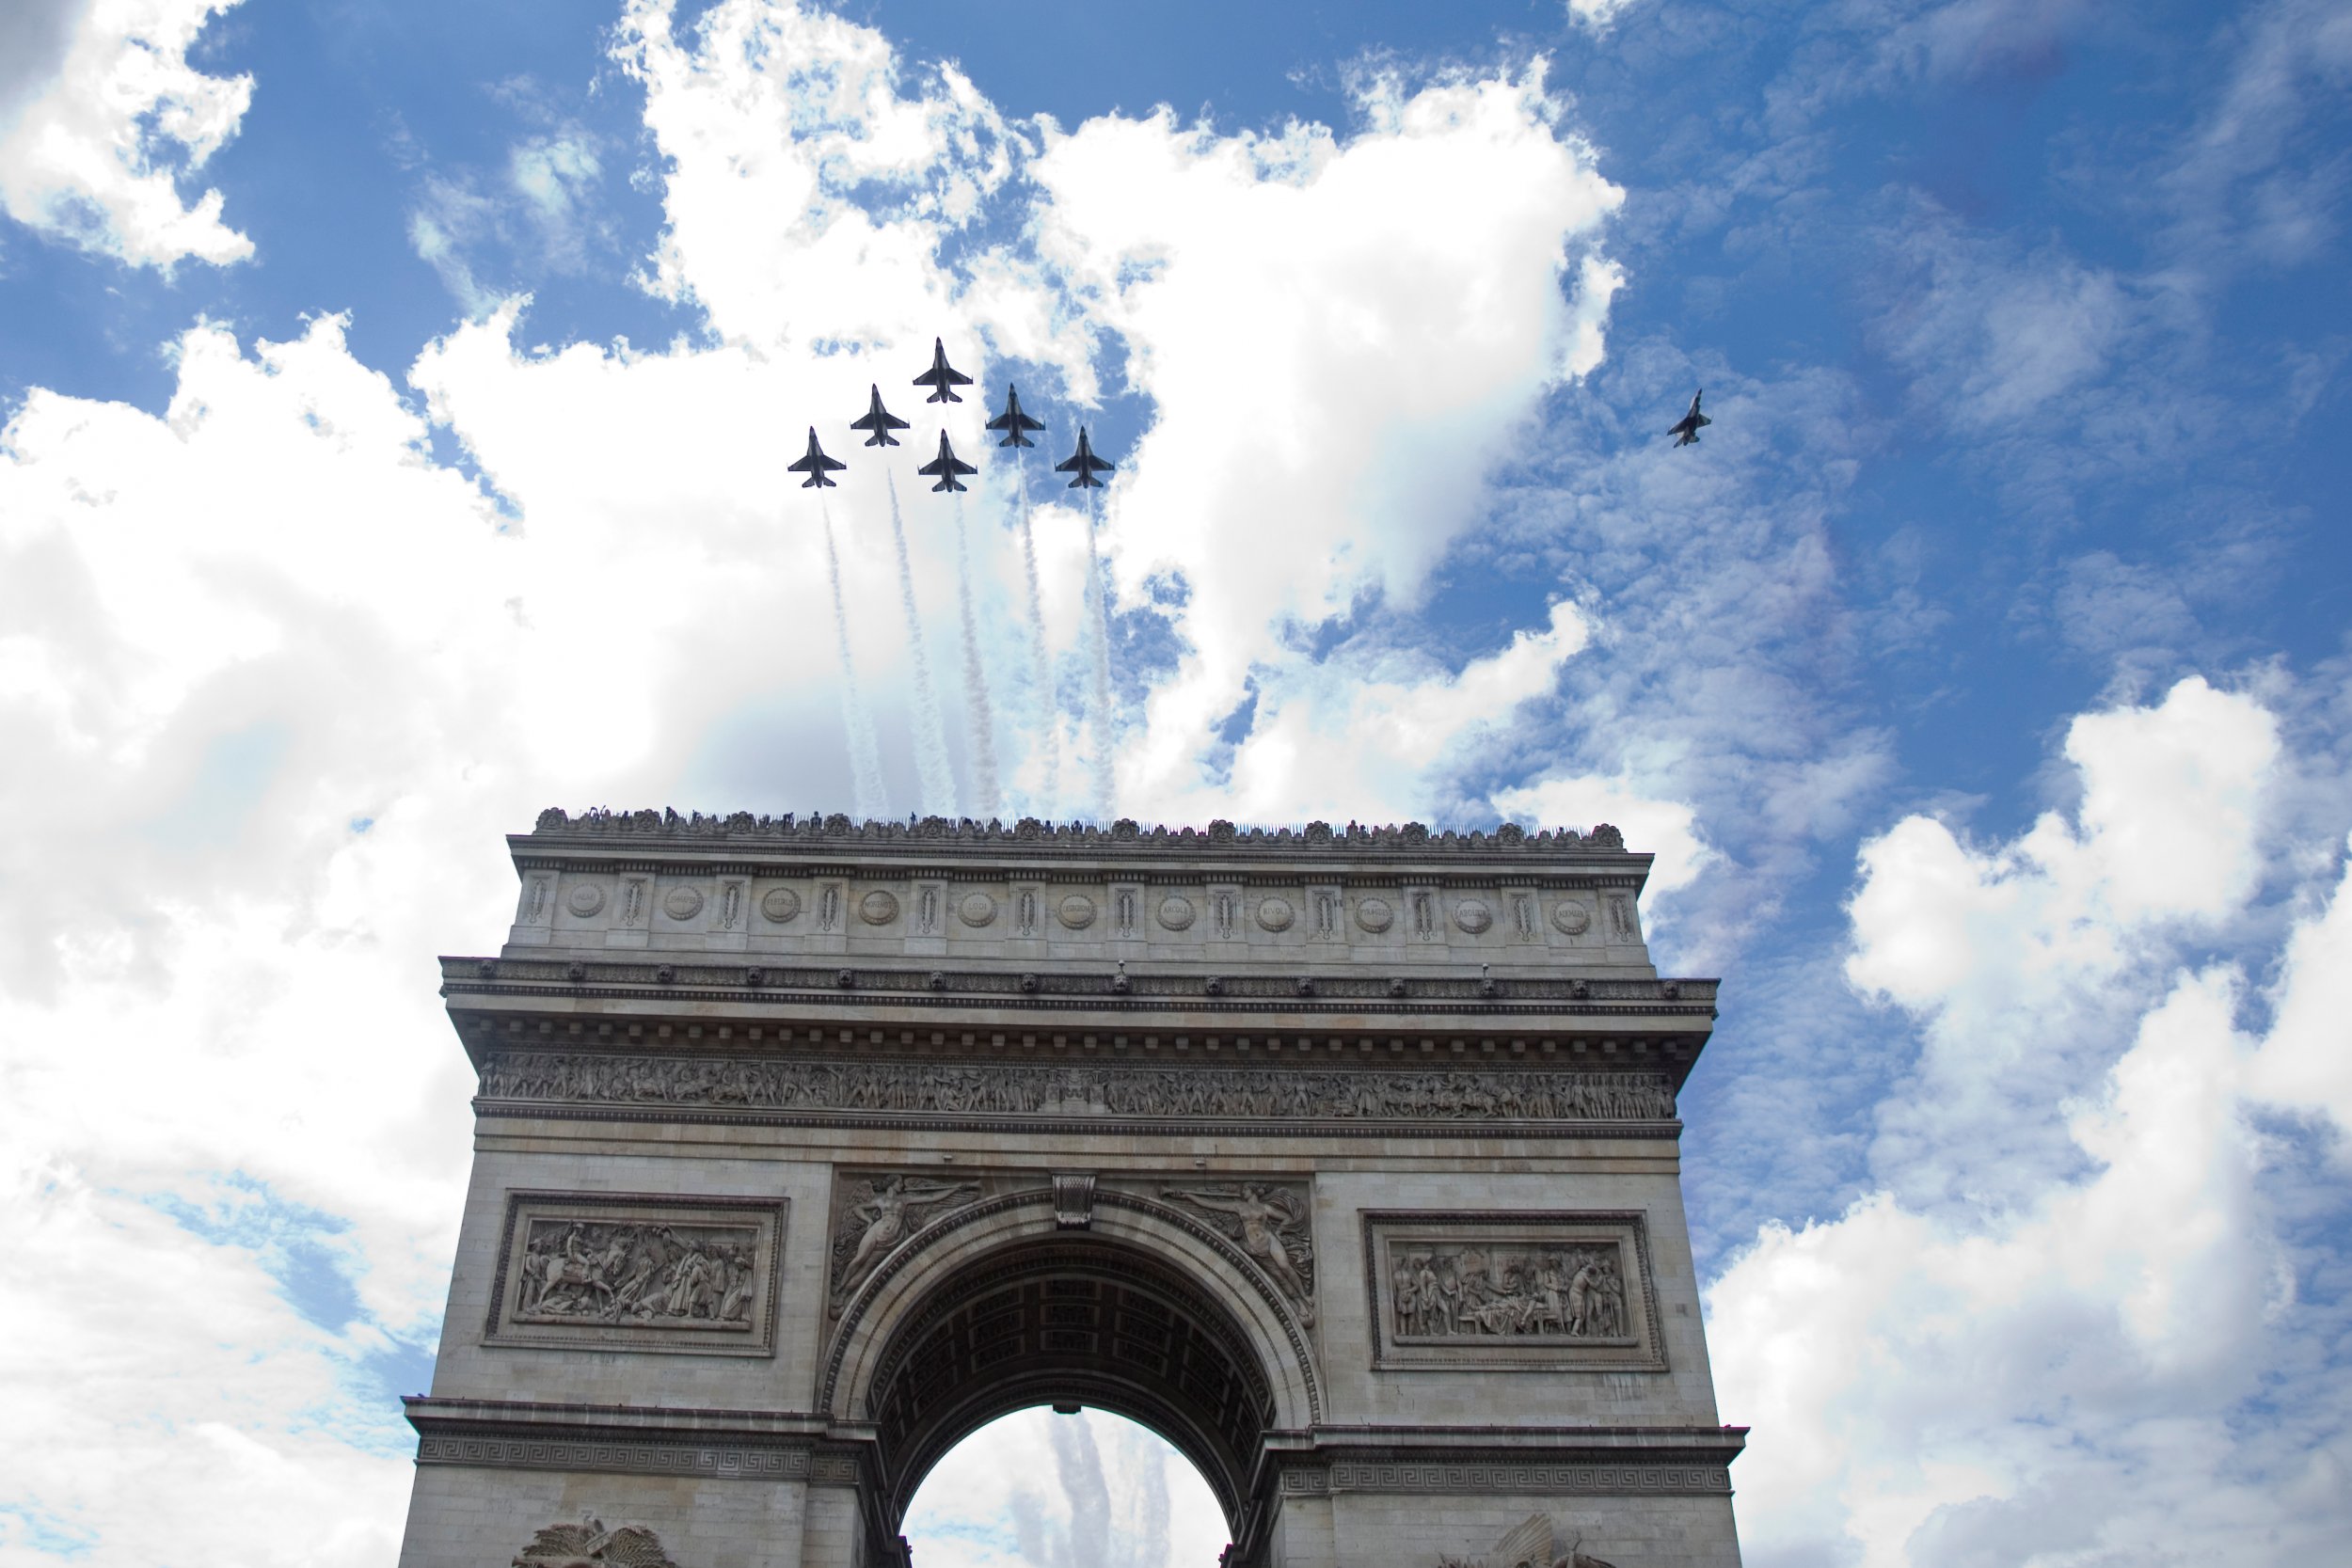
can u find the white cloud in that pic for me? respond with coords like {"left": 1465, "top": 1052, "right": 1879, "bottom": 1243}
{"left": 1708, "top": 675, "right": 2352, "bottom": 1567}
{"left": 0, "top": 0, "right": 254, "bottom": 267}
{"left": 1027, "top": 67, "right": 1623, "bottom": 812}
{"left": 1493, "top": 761, "right": 1708, "bottom": 900}
{"left": 1565, "top": 0, "right": 1645, "bottom": 29}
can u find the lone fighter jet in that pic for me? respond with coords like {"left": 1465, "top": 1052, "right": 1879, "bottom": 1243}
{"left": 912, "top": 338, "right": 972, "bottom": 404}
{"left": 1668, "top": 390, "right": 1711, "bottom": 447}
{"left": 850, "top": 384, "right": 910, "bottom": 447}
{"left": 1055, "top": 425, "right": 1114, "bottom": 489}
{"left": 985, "top": 385, "right": 1045, "bottom": 449}
{"left": 915, "top": 430, "right": 978, "bottom": 492}
{"left": 787, "top": 427, "right": 847, "bottom": 488}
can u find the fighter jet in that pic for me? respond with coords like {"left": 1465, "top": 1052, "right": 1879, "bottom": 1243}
{"left": 787, "top": 427, "right": 847, "bottom": 488}
{"left": 850, "top": 384, "right": 910, "bottom": 447}
{"left": 985, "top": 385, "right": 1045, "bottom": 449}
{"left": 1668, "top": 390, "right": 1711, "bottom": 447}
{"left": 1055, "top": 425, "right": 1114, "bottom": 489}
{"left": 915, "top": 430, "right": 978, "bottom": 493}
{"left": 912, "top": 338, "right": 972, "bottom": 404}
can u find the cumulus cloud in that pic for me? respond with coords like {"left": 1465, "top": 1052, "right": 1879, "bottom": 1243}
{"left": 1026, "top": 67, "right": 1624, "bottom": 811}
{"left": 0, "top": 0, "right": 254, "bottom": 267}
{"left": 1709, "top": 676, "right": 2352, "bottom": 1567}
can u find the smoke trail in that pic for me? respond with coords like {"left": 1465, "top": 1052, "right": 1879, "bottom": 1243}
{"left": 1081, "top": 484, "right": 1117, "bottom": 818}
{"left": 820, "top": 499, "right": 889, "bottom": 820}
{"left": 1015, "top": 460, "right": 1060, "bottom": 812}
{"left": 886, "top": 468, "right": 958, "bottom": 816}
{"left": 953, "top": 491, "right": 1002, "bottom": 819}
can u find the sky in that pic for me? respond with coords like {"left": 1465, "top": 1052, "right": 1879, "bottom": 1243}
{"left": 1, "top": 0, "right": 2349, "bottom": 1563}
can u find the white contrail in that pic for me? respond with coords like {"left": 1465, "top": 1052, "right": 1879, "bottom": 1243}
{"left": 820, "top": 499, "right": 889, "bottom": 820}
{"left": 886, "top": 467, "right": 958, "bottom": 817}
{"left": 1014, "top": 459, "right": 1060, "bottom": 812}
{"left": 953, "top": 490, "right": 1002, "bottom": 819}
{"left": 1081, "top": 483, "right": 1117, "bottom": 819}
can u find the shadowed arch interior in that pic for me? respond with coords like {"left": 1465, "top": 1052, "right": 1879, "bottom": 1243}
{"left": 866, "top": 1235, "right": 1278, "bottom": 1531}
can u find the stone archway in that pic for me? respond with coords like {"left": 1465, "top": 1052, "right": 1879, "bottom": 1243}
{"left": 398, "top": 814, "right": 1750, "bottom": 1568}
{"left": 822, "top": 1187, "right": 1321, "bottom": 1564}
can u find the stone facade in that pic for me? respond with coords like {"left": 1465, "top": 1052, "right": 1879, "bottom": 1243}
{"left": 398, "top": 815, "right": 1745, "bottom": 1568}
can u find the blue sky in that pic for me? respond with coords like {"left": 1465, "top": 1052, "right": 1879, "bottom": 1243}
{"left": 3, "top": 1, "right": 2350, "bottom": 1564}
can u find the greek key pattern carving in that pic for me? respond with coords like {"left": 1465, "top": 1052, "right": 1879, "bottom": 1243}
{"left": 478, "top": 1053, "right": 1677, "bottom": 1127}
{"left": 1314, "top": 1463, "right": 1730, "bottom": 1495}
{"left": 417, "top": 1435, "right": 807, "bottom": 1480}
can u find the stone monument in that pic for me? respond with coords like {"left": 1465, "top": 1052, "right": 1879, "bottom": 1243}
{"left": 396, "top": 810, "right": 1745, "bottom": 1567}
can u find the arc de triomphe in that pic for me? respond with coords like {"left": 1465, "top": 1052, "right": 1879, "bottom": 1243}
{"left": 396, "top": 811, "right": 1744, "bottom": 1567}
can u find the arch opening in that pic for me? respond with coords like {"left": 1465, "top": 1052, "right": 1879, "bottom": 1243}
{"left": 901, "top": 1406, "right": 1229, "bottom": 1568}
{"left": 863, "top": 1233, "right": 1280, "bottom": 1540}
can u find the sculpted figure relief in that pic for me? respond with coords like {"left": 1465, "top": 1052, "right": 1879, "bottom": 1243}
{"left": 479, "top": 1053, "right": 1677, "bottom": 1125}
{"left": 1391, "top": 1243, "right": 1628, "bottom": 1340}
{"left": 830, "top": 1174, "right": 979, "bottom": 1307}
{"left": 516, "top": 1218, "right": 758, "bottom": 1329}
{"left": 513, "top": 1516, "right": 680, "bottom": 1568}
{"left": 1161, "top": 1182, "right": 1315, "bottom": 1323}
{"left": 1439, "top": 1515, "right": 1619, "bottom": 1568}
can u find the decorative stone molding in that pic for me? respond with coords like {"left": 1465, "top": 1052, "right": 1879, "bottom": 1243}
{"left": 660, "top": 885, "right": 703, "bottom": 922}
{"left": 1157, "top": 895, "right": 1196, "bottom": 931}
{"left": 859, "top": 890, "right": 900, "bottom": 926}
{"left": 958, "top": 891, "right": 996, "bottom": 927}
{"left": 1058, "top": 894, "right": 1097, "bottom": 930}
{"left": 760, "top": 887, "right": 801, "bottom": 924}
{"left": 530, "top": 807, "right": 1632, "bottom": 855}
{"left": 477, "top": 1053, "right": 1678, "bottom": 1130}
{"left": 565, "top": 884, "right": 605, "bottom": 918}
{"left": 1257, "top": 896, "right": 1295, "bottom": 932}
{"left": 1362, "top": 1212, "right": 1666, "bottom": 1372}
{"left": 483, "top": 1192, "right": 786, "bottom": 1357}
{"left": 1052, "top": 1173, "right": 1098, "bottom": 1229}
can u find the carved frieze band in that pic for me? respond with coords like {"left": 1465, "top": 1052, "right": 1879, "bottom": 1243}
{"left": 1279, "top": 1463, "right": 1732, "bottom": 1496}
{"left": 1363, "top": 1212, "right": 1667, "bottom": 1372}
{"left": 477, "top": 1052, "right": 1677, "bottom": 1128}
{"left": 484, "top": 1191, "right": 786, "bottom": 1357}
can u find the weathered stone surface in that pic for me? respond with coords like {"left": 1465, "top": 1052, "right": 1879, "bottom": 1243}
{"left": 397, "top": 818, "right": 1745, "bottom": 1568}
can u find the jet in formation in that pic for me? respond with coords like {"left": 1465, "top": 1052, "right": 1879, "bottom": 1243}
{"left": 985, "top": 385, "right": 1045, "bottom": 449}
{"left": 916, "top": 431, "right": 978, "bottom": 492}
{"left": 1668, "top": 390, "right": 1710, "bottom": 447}
{"left": 850, "top": 385, "right": 909, "bottom": 447}
{"left": 787, "top": 427, "right": 846, "bottom": 488}
{"left": 1055, "top": 426, "right": 1114, "bottom": 489}
{"left": 913, "top": 338, "right": 972, "bottom": 404}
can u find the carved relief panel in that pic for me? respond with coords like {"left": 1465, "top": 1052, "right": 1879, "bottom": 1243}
{"left": 1362, "top": 1212, "right": 1664, "bottom": 1371}
{"left": 826, "top": 1170, "right": 990, "bottom": 1314}
{"left": 485, "top": 1192, "right": 786, "bottom": 1356}
{"left": 1157, "top": 1180, "right": 1316, "bottom": 1326}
